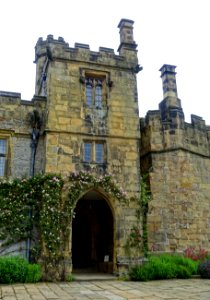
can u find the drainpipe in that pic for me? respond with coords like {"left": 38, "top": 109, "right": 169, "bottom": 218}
{"left": 26, "top": 127, "right": 40, "bottom": 261}
{"left": 30, "top": 128, "right": 40, "bottom": 177}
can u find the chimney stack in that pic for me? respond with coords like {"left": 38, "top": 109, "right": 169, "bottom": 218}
{"left": 117, "top": 19, "right": 137, "bottom": 54}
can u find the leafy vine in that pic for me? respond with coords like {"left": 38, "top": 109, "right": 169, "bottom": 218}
{"left": 124, "top": 174, "right": 150, "bottom": 258}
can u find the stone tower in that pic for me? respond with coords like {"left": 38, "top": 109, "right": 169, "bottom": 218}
{"left": 33, "top": 19, "right": 141, "bottom": 273}
{"left": 141, "top": 64, "right": 210, "bottom": 252}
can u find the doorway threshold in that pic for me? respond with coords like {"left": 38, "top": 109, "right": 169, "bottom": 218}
{"left": 72, "top": 272, "right": 117, "bottom": 281}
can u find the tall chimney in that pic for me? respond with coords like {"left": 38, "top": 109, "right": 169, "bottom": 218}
{"left": 159, "top": 64, "right": 178, "bottom": 99}
{"left": 117, "top": 19, "right": 138, "bottom": 55}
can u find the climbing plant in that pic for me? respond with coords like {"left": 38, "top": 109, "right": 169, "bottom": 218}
{"left": 0, "top": 174, "right": 64, "bottom": 252}
{"left": 139, "top": 174, "right": 151, "bottom": 255}
{"left": 124, "top": 174, "right": 150, "bottom": 258}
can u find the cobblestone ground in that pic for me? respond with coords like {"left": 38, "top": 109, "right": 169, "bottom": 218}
{"left": 1, "top": 279, "right": 210, "bottom": 300}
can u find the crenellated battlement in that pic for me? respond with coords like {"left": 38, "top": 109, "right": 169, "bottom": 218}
{"left": 0, "top": 90, "right": 46, "bottom": 133}
{"left": 141, "top": 111, "right": 210, "bottom": 158}
{"left": 141, "top": 65, "right": 210, "bottom": 159}
{"left": 34, "top": 19, "right": 141, "bottom": 83}
{"left": 34, "top": 34, "right": 139, "bottom": 69}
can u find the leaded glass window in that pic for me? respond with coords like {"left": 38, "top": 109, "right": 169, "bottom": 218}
{"left": 0, "top": 139, "right": 6, "bottom": 177}
{"left": 95, "top": 84, "right": 102, "bottom": 108}
{"left": 83, "top": 141, "right": 105, "bottom": 164}
{"left": 85, "top": 77, "right": 104, "bottom": 108}
{"left": 85, "top": 79, "right": 93, "bottom": 107}
{"left": 95, "top": 143, "right": 103, "bottom": 163}
{"left": 84, "top": 142, "right": 92, "bottom": 162}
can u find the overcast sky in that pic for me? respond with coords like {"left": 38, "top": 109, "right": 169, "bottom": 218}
{"left": 1, "top": 0, "right": 210, "bottom": 124}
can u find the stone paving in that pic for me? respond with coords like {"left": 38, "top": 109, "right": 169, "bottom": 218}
{"left": 1, "top": 279, "right": 210, "bottom": 300}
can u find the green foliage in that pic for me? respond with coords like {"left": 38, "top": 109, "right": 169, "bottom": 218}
{"left": 0, "top": 256, "right": 28, "bottom": 283}
{"left": 140, "top": 175, "right": 150, "bottom": 255}
{"left": 25, "top": 263, "right": 42, "bottom": 283}
{"left": 125, "top": 175, "right": 150, "bottom": 257}
{"left": 124, "top": 225, "right": 142, "bottom": 257}
{"left": 0, "top": 174, "right": 64, "bottom": 261}
{"left": 0, "top": 256, "right": 41, "bottom": 283}
{"left": 129, "top": 262, "right": 155, "bottom": 281}
{"left": 198, "top": 260, "right": 210, "bottom": 278}
{"left": 152, "top": 254, "right": 198, "bottom": 275}
{"left": 67, "top": 273, "right": 75, "bottom": 282}
{"left": 129, "top": 254, "right": 198, "bottom": 281}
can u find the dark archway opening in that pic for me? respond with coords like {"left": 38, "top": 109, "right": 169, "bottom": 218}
{"left": 72, "top": 191, "right": 114, "bottom": 273}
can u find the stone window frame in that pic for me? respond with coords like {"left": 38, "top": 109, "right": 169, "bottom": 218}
{"left": 0, "top": 137, "right": 8, "bottom": 177}
{"left": 83, "top": 140, "right": 106, "bottom": 164}
{"left": 79, "top": 68, "right": 113, "bottom": 109}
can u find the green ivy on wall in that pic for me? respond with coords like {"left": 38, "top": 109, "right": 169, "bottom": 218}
{"left": 124, "top": 174, "right": 150, "bottom": 258}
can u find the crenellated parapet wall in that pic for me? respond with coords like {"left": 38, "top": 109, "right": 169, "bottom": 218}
{"left": 141, "top": 64, "right": 210, "bottom": 160}
{"left": 34, "top": 19, "right": 141, "bottom": 99}
{"left": 0, "top": 91, "right": 46, "bottom": 132}
{"left": 35, "top": 35, "right": 138, "bottom": 65}
{"left": 35, "top": 19, "right": 139, "bottom": 67}
{"left": 141, "top": 110, "right": 210, "bottom": 159}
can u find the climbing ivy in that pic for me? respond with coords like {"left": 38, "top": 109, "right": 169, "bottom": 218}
{"left": 124, "top": 174, "right": 150, "bottom": 258}
{"left": 139, "top": 174, "right": 151, "bottom": 255}
{"left": 0, "top": 174, "right": 64, "bottom": 255}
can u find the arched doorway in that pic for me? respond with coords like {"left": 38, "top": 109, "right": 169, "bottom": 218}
{"left": 72, "top": 190, "right": 114, "bottom": 273}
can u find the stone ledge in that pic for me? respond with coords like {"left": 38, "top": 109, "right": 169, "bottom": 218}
{"left": 0, "top": 91, "right": 21, "bottom": 98}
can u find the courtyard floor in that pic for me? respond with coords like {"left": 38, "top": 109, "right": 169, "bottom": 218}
{"left": 1, "top": 278, "right": 210, "bottom": 300}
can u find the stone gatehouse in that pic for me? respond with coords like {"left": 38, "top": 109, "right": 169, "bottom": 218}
{"left": 0, "top": 19, "right": 210, "bottom": 275}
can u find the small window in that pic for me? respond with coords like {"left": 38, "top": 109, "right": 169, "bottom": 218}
{"left": 83, "top": 141, "right": 105, "bottom": 163}
{"left": 0, "top": 139, "right": 7, "bottom": 177}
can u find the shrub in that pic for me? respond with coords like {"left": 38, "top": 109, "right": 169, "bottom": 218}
{"left": 129, "top": 254, "right": 198, "bottom": 281}
{"left": 149, "top": 256, "right": 177, "bottom": 279}
{"left": 25, "top": 264, "right": 42, "bottom": 283}
{"left": 184, "top": 247, "right": 208, "bottom": 261}
{"left": 157, "top": 254, "right": 198, "bottom": 275}
{"left": 0, "top": 256, "right": 42, "bottom": 283}
{"left": 67, "top": 273, "right": 75, "bottom": 282}
{"left": 0, "top": 256, "right": 28, "bottom": 283}
{"left": 198, "top": 260, "right": 210, "bottom": 278}
{"left": 175, "top": 265, "right": 192, "bottom": 279}
{"left": 129, "top": 262, "right": 154, "bottom": 281}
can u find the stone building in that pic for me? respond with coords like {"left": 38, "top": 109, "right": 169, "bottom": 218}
{"left": 141, "top": 64, "right": 210, "bottom": 253}
{"left": 0, "top": 19, "right": 210, "bottom": 274}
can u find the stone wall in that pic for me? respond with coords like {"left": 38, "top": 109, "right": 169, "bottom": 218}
{"left": 145, "top": 150, "right": 210, "bottom": 251}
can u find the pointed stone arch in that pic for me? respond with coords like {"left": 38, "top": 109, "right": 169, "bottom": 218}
{"left": 72, "top": 188, "right": 115, "bottom": 273}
